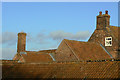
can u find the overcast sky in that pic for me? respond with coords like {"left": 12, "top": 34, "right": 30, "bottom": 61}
{"left": 1, "top": 2, "right": 118, "bottom": 60}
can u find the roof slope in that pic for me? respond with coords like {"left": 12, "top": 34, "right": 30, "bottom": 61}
{"left": 18, "top": 50, "right": 56, "bottom": 63}
{"left": 55, "top": 39, "right": 111, "bottom": 61}
{"left": 2, "top": 60, "right": 120, "bottom": 78}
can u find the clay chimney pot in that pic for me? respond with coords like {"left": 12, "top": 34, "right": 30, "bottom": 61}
{"left": 105, "top": 10, "right": 108, "bottom": 14}
{"left": 99, "top": 11, "right": 102, "bottom": 15}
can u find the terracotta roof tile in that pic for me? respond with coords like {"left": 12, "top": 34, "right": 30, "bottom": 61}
{"left": 20, "top": 50, "right": 54, "bottom": 63}
{"left": 55, "top": 39, "right": 111, "bottom": 61}
{"left": 2, "top": 60, "right": 120, "bottom": 78}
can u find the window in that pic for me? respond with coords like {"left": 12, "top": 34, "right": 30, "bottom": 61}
{"left": 105, "top": 37, "right": 112, "bottom": 46}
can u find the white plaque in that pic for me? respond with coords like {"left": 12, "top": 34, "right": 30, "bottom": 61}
{"left": 105, "top": 37, "right": 112, "bottom": 46}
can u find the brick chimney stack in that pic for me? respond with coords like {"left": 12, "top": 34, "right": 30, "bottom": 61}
{"left": 96, "top": 10, "right": 110, "bottom": 30}
{"left": 103, "top": 10, "right": 110, "bottom": 27}
{"left": 96, "top": 11, "right": 103, "bottom": 30}
{"left": 17, "top": 32, "right": 27, "bottom": 53}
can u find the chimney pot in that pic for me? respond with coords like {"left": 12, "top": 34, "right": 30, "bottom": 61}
{"left": 105, "top": 10, "right": 108, "bottom": 14}
{"left": 99, "top": 11, "right": 102, "bottom": 15}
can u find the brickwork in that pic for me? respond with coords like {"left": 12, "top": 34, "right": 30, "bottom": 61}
{"left": 88, "top": 28, "right": 119, "bottom": 58}
{"left": 17, "top": 32, "right": 27, "bottom": 53}
{"left": 55, "top": 40, "right": 78, "bottom": 61}
{"left": 96, "top": 11, "right": 110, "bottom": 30}
{"left": 89, "top": 10, "right": 119, "bottom": 58}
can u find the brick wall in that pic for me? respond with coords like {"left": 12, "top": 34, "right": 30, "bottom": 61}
{"left": 88, "top": 28, "right": 119, "bottom": 58}
{"left": 55, "top": 40, "right": 78, "bottom": 61}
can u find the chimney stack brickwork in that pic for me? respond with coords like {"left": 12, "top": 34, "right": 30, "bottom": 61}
{"left": 96, "top": 10, "right": 110, "bottom": 30}
{"left": 17, "top": 32, "right": 27, "bottom": 53}
{"left": 89, "top": 10, "right": 120, "bottom": 59}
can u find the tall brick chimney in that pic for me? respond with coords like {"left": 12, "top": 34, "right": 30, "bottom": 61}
{"left": 96, "top": 10, "right": 110, "bottom": 30}
{"left": 102, "top": 10, "right": 110, "bottom": 28}
{"left": 96, "top": 11, "right": 103, "bottom": 30}
{"left": 17, "top": 32, "right": 27, "bottom": 53}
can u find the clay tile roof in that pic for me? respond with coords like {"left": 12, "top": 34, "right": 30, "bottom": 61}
{"left": 21, "top": 51, "right": 54, "bottom": 63}
{"left": 2, "top": 60, "right": 120, "bottom": 78}
{"left": 56, "top": 39, "right": 111, "bottom": 61}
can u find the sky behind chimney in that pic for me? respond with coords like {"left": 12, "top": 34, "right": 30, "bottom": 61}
{"left": 1, "top": 2, "right": 118, "bottom": 60}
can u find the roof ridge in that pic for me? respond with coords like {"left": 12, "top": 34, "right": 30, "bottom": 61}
{"left": 64, "top": 39, "right": 88, "bottom": 43}
{"left": 64, "top": 39, "right": 99, "bottom": 45}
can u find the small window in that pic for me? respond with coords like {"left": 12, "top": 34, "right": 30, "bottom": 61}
{"left": 105, "top": 37, "right": 112, "bottom": 46}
